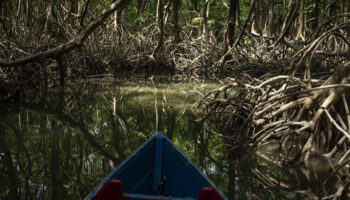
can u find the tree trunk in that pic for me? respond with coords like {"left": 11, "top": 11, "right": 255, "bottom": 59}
{"left": 295, "top": 0, "right": 304, "bottom": 41}
{"left": 342, "top": 0, "right": 346, "bottom": 21}
{"left": 257, "top": 0, "right": 263, "bottom": 35}
{"left": 0, "top": 0, "right": 133, "bottom": 67}
{"left": 70, "top": 0, "right": 79, "bottom": 18}
{"left": 309, "top": 0, "right": 319, "bottom": 31}
{"left": 44, "top": 0, "right": 55, "bottom": 34}
{"left": 151, "top": 0, "right": 164, "bottom": 57}
{"left": 23, "top": 0, "right": 31, "bottom": 27}
{"left": 224, "top": 0, "right": 238, "bottom": 51}
{"left": 0, "top": 1, "right": 3, "bottom": 18}
{"left": 80, "top": 0, "right": 91, "bottom": 28}
{"left": 3, "top": 0, "right": 7, "bottom": 18}
{"left": 142, "top": 0, "right": 149, "bottom": 13}
{"left": 270, "top": 0, "right": 300, "bottom": 47}
{"left": 348, "top": 0, "right": 350, "bottom": 20}
{"left": 66, "top": 0, "right": 79, "bottom": 33}
{"left": 16, "top": 0, "right": 22, "bottom": 27}
{"left": 113, "top": 0, "right": 125, "bottom": 29}
{"left": 232, "top": 0, "right": 255, "bottom": 47}
{"left": 137, "top": 0, "right": 143, "bottom": 15}
{"left": 321, "top": 0, "right": 327, "bottom": 22}
{"left": 75, "top": 0, "right": 81, "bottom": 25}
{"left": 202, "top": 0, "right": 210, "bottom": 43}
{"left": 173, "top": 0, "right": 180, "bottom": 43}
{"left": 251, "top": 0, "right": 262, "bottom": 35}
{"left": 237, "top": 0, "right": 242, "bottom": 27}
{"left": 328, "top": 0, "right": 340, "bottom": 18}
{"left": 115, "top": 8, "right": 124, "bottom": 29}
{"left": 250, "top": 0, "right": 256, "bottom": 34}
{"left": 267, "top": 0, "right": 274, "bottom": 37}
{"left": 192, "top": 0, "right": 199, "bottom": 12}
{"left": 164, "top": 0, "right": 172, "bottom": 24}
{"left": 156, "top": 0, "right": 161, "bottom": 23}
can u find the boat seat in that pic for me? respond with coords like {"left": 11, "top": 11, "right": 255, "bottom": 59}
{"left": 198, "top": 187, "right": 224, "bottom": 200}
{"left": 92, "top": 179, "right": 129, "bottom": 200}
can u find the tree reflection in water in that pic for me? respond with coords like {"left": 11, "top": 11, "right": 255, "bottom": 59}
{"left": 0, "top": 77, "right": 341, "bottom": 199}
{"left": 0, "top": 78, "right": 226, "bottom": 199}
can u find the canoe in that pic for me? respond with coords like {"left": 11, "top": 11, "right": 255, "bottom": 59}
{"left": 85, "top": 132, "right": 227, "bottom": 200}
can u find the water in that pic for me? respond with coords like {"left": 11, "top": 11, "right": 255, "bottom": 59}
{"left": 0, "top": 77, "right": 339, "bottom": 199}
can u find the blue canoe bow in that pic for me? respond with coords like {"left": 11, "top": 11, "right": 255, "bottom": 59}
{"left": 85, "top": 132, "right": 227, "bottom": 200}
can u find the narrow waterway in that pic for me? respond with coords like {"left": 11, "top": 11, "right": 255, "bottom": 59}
{"left": 0, "top": 77, "right": 338, "bottom": 199}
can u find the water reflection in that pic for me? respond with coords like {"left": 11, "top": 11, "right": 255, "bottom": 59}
{"left": 0, "top": 77, "right": 341, "bottom": 200}
{"left": 239, "top": 142, "right": 341, "bottom": 199}
{"left": 0, "top": 78, "right": 228, "bottom": 199}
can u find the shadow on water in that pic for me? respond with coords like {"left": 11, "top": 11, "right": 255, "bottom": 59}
{"left": 0, "top": 76, "right": 342, "bottom": 199}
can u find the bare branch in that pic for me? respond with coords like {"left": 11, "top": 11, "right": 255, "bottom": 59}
{"left": 0, "top": 0, "right": 131, "bottom": 67}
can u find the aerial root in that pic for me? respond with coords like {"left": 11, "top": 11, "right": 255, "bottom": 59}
{"left": 200, "top": 61, "right": 350, "bottom": 165}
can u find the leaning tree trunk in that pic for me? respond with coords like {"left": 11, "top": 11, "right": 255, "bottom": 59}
{"left": 224, "top": 0, "right": 238, "bottom": 51}
{"left": 79, "top": 0, "right": 91, "bottom": 28}
{"left": 270, "top": 0, "right": 300, "bottom": 47}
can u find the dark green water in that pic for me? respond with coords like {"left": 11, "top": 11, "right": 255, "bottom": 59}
{"left": 0, "top": 77, "right": 337, "bottom": 200}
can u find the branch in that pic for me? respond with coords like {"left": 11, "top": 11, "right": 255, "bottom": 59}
{"left": 232, "top": 0, "right": 255, "bottom": 48}
{"left": 0, "top": 0, "right": 131, "bottom": 67}
{"left": 323, "top": 108, "right": 350, "bottom": 140}
{"left": 269, "top": 0, "right": 300, "bottom": 48}
{"left": 315, "top": 50, "right": 350, "bottom": 59}
{"left": 309, "top": 13, "right": 350, "bottom": 42}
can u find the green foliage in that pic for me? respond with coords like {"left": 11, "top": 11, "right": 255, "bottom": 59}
{"left": 2, "top": 0, "right": 348, "bottom": 43}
